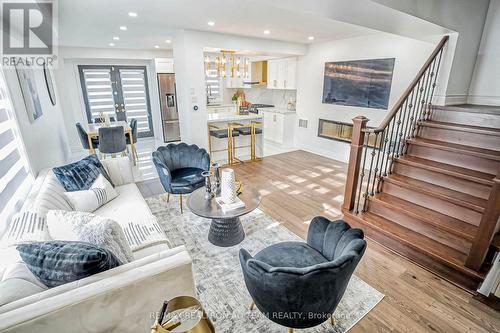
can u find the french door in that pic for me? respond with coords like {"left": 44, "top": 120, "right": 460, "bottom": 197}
{"left": 78, "top": 65, "right": 154, "bottom": 138}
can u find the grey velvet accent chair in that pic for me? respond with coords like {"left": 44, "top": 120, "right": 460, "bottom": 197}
{"left": 240, "top": 217, "right": 366, "bottom": 332}
{"left": 126, "top": 118, "right": 138, "bottom": 163}
{"left": 76, "top": 123, "right": 99, "bottom": 154}
{"left": 152, "top": 143, "right": 210, "bottom": 213}
{"left": 98, "top": 126, "right": 127, "bottom": 158}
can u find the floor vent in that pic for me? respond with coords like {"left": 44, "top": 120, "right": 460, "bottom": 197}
{"left": 298, "top": 119, "right": 308, "bottom": 128}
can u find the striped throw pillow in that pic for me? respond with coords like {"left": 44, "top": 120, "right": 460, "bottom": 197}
{"left": 1, "top": 211, "right": 50, "bottom": 247}
{"left": 17, "top": 241, "right": 121, "bottom": 288}
{"left": 64, "top": 174, "right": 118, "bottom": 212}
{"left": 33, "top": 171, "right": 73, "bottom": 216}
{"left": 121, "top": 217, "right": 170, "bottom": 251}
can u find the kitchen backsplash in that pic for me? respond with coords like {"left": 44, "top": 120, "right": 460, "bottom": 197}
{"left": 223, "top": 86, "right": 296, "bottom": 109}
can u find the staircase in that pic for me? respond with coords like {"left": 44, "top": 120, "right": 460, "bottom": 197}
{"left": 341, "top": 36, "right": 500, "bottom": 292}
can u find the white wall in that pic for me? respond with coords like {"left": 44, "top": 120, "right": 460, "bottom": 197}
{"left": 4, "top": 67, "right": 71, "bottom": 174}
{"left": 54, "top": 46, "right": 173, "bottom": 155}
{"left": 468, "top": 0, "right": 500, "bottom": 106}
{"left": 173, "top": 29, "right": 307, "bottom": 149}
{"left": 373, "top": 0, "right": 491, "bottom": 104}
{"left": 294, "top": 33, "right": 435, "bottom": 162}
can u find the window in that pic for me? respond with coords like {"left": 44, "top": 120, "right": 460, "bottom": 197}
{"left": 205, "top": 62, "right": 223, "bottom": 104}
{"left": 78, "top": 65, "right": 154, "bottom": 138}
{"left": 0, "top": 69, "right": 34, "bottom": 229}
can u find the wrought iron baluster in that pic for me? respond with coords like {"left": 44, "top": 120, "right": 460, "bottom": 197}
{"left": 363, "top": 132, "right": 378, "bottom": 212}
{"left": 355, "top": 133, "right": 370, "bottom": 214}
{"left": 394, "top": 100, "right": 408, "bottom": 158}
{"left": 384, "top": 117, "right": 397, "bottom": 176}
{"left": 426, "top": 48, "right": 444, "bottom": 121}
{"left": 389, "top": 105, "right": 405, "bottom": 173}
{"left": 416, "top": 68, "right": 432, "bottom": 125}
{"left": 402, "top": 88, "right": 417, "bottom": 149}
{"left": 399, "top": 93, "right": 414, "bottom": 156}
{"left": 372, "top": 129, "right": 386, "bottom": 194}
{"left": 420, "top": 60, "right": 436, "bottom": 124}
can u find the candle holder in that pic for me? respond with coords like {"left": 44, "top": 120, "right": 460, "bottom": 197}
{"left": 211, "top": 162, "right": 221, "bottom": 195}
{"left": 201, "top": 171, "right": 214, "bottom": 200}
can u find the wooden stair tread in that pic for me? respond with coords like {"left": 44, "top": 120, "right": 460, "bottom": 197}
{"left": 386, "top": 174, "right": 487, "bottom": 213}
{"left": 357, "top": 211, "right": 484, "bottom": 279}
{"left": 418, "top": 120, "right": 500, "bottom": 136}
{"left": 370, "top": 192, "right": 477, "bottom": 242}
{"left": 396, "top": 155, "right": 495, "bottom": 186}
{"left": 408, "top": 137, "right": 500, "bottom": 161}
{"left": 433, "top": 104, "right": 500, "bottom": 115}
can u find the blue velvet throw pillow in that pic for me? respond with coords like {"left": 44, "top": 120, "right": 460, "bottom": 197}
{"left": 17, "top": 241, "right": 122, "bottom": 288}
{"left": 52, "top": 154, "right": 114, "bottom": 191}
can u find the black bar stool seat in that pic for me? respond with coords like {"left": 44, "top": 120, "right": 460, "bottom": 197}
{"left": 234, "top": 127, "right": 263, "bottom": 136}
{"left": 210, "top": 129, "right": 240, "bottom": 139}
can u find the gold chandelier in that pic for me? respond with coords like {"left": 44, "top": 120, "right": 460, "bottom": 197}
{"left": 204, "top": 50, "right": 249, "bottom": 79}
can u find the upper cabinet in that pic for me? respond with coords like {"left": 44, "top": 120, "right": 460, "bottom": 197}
{"left": 267, "top": 57, "right": 297, "bottom": 90}
{"left": 155, "top": 58, "right": 174, "bottom": 73}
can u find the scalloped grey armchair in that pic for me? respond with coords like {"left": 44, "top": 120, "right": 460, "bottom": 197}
{"left": 240, "top": 217, "right": 366, "bottom": 332}
{"left": 152, "top": 143, "right": 210, "bottom": 213}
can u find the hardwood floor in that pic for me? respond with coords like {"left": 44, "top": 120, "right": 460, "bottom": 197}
{"left": 139, "top": 150, "right": 500, "bottom": 332}
{"left": 231, "top": 150, "right": 500, "bottom": 333}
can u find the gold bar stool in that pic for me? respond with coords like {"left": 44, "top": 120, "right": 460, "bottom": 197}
{"left": 230, "top": 121, "right": 263, "bottom": 163}
{"left": 207, "top": 124, "right": 240, "bottom": 165}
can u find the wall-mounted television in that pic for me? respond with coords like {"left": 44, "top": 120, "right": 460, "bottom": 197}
{"left": 322, "top": 58, "right": 395, "bottom": 110}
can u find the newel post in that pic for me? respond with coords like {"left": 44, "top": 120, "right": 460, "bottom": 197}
{"left": 342, "top": 116, "right": 369, "bottom": 212}
{"left": 465, "top": 169, "right": 500, "bottom": 271}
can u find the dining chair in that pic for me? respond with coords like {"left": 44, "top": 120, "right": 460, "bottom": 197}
{"left": 98, "top": 126, "right": 127, "bottom": 158}
{"left": 126, "top": 118, "right": 138, "bottom": 164}
{"left": 75, "top": 123, "right": 99, "bottom": 155}
{"left": 94, "top": 117, "right": 116, "bottom": 123}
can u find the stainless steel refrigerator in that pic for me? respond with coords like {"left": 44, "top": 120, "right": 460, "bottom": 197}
{"left": 157, "top": 73, "right": 181, "bottom": 142}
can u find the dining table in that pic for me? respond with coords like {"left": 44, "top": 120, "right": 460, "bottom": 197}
{"left": 85, "top": 121, "right": 137, "bottom": 164}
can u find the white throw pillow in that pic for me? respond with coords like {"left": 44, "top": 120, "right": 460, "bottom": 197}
{"left": 0, "top": 211, "right": 50, "bottom": 247}
{"left": 33, "top": 171, "right": 73, "bottom": 217}
{"left": 64, "top": 174, "right": 118, "bottom": 212}
{"left": 46, "top": 210, "right": 134, "bottom": 264}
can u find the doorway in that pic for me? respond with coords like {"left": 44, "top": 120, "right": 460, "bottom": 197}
{"left": 78, "top": 65, "right": 154, "bottom": 138}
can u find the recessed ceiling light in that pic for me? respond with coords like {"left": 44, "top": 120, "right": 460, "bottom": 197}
{"left": 207, "top": 21, "right": 215, "bottom": 26}
{"left": 109, "top": 43, "right": 115, "bottom": 46}
{"left": 165, "top": 39, "right": 172, "bottom": 43}
{"left": 308, "top": 36, "right": 315, "bottom": 40}
{"left": 263, "top": 30, "right": 270, "bottom": 35}
{"left": 128, "top": 12, "right": 138, "bottom": 17}
{"left": 119, "top": 26, "right": 127, "bottom": 31}
{"left": 154, "top": 45, "right": 160, "bottom": 49}
{"left": 113, "top": 36, "right": 120, "bottom": 40}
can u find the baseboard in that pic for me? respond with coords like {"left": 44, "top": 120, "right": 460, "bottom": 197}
{"left": 467, "top": 95, "right": 500, "bottom": 106}
{"left": 433, "top": 94, "right": 468, "bottom": 106}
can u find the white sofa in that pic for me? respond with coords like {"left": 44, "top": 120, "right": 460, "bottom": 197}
{"left": 0, "top": 158, "right": 196, "bottom": 333}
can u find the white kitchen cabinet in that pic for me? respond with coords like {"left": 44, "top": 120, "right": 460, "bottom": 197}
{"left": 266, "top": 57, "right": 297, "bottom": 90}
{"left": 260, "top": 109, "right": 296, "bottom": 147}
{"left": 226, "top": 77, "right": 246, "bottom": 88}
{"left": 154, "top": 58, "right": 174, "bottom": 73}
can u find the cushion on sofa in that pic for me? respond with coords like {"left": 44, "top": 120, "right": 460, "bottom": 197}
{"left": 0, "top": 211, "right": 50, "bottom": 247}
{"left": 32, "top": 171, "right": 73, "bottom": 216}
{"left": 17, "top": 241, "right": 122, "bottom": 288}
{"left": 64, "top": 174, "right": 118, "bottom": 212}
{"left": 47, "top": 211, "right": 134, "bottom": 264}
{"left": 0, "top": 278, "right": 46, "bottom": 307}
{"left": 52, "top": 155, "right": 113, "bottom": 192}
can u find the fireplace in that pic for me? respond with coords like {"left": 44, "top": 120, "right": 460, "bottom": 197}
{"left": 318, "top": 119, "right": 381, "bottom": 148}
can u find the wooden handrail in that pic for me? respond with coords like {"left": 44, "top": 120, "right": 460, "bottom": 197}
{"left": 465, "top": 168, "right": 500, "bottom": 271}
{"left": 363, "top": 35, "right": 449, "bottom": 134}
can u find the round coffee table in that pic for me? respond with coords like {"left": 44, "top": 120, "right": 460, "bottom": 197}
{"left": 187, "top": 187, "right": 261, "bottom": 247}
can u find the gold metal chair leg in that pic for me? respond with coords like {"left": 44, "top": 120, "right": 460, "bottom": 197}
{"left": 179, "top": 194, "right": 183, "bottom": 214}
{"left": 249, "top": 301, "right": 255, "bottom": 310}
{"left": 288, "top": 328, "right": 293, "bottom": 333}
{"left": 166, "top": 193, "right": 170, "bottom": 202}
{"left": 330, "top": 316, "right": 336, "bottom": 326}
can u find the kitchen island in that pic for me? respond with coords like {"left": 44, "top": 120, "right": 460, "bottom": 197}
{"left": 207, "top": 112, "right": 264, "bottom": 165}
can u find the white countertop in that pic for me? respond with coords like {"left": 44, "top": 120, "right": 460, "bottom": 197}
{"left": 259, "top": 107, "right": 296, "bottom": 114}
{"left": 207, "top": 112, "right": 263, "bottom": 123}
{"left": 206, "top": 104, "right": 235, "bottom": 108}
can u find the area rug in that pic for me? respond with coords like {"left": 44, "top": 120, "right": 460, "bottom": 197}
{"left": 146, "top": 195, "right": 384, "bottom": 332}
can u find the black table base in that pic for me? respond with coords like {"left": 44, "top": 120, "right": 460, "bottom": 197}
{"left": 208, "top": 217, "right": 245, "bottom": 247}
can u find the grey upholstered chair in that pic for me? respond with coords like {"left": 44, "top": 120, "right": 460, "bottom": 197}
{"left": 152, "top": 143, "right": 210, "bottom": 213}
{"left": 240, "top": 217, "right": 366, "bottom": 332}
{"left": 76, "top": 123, "right": 99, "bottom": 154}
{"left": 98, "top": 126, "right": 127, "bottom": 158}
{"left": 126, "top": 118, "right": 138, "bottom": 163}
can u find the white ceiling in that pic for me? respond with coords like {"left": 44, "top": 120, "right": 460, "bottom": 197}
{"left": 58, "top": 0, "right": 451, "bottom": 51}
